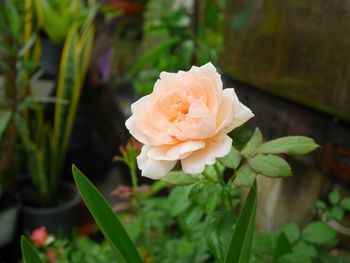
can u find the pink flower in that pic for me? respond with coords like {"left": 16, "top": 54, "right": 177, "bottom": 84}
{"left": 30, "top": 226, "right": 48, "bottom": 246}
{"left": 46, "top": 248, "right": 57, "bottom": 263}
{"left": 111, "top": 185, "right": 132, "bottom": 198}
{"left": 113, "top": 202, "right": 131, "bottom": 212}
{"left": 126, "top": 62, "right": 254, "bottom": 179}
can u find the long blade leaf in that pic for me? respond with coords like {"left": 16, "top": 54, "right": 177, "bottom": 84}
{"left": 53, "top": 28, "right": 78, "bottom": 173}
{"left": 77, "top": 24, "right": 95, "bottom": 81}
{"left": 21, "top": 236, "right": 44, "bottom": 263}
{"left": 61, "top": 24, "right": 94, "bottom": 159}
{"left": 225, "top": 181, "right": 257, "bottom": 263}
{"left": 72, "top": 165, "right": 143, "bottom": 263}
{"left": 273, "top": 232, "right": 292, "bottom": 262}
{"left": 0, "top": 110, "right": 12, "bottom": 142}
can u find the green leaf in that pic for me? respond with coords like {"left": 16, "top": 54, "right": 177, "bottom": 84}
{"left": 224, "top": 181, "right": 257, "bottom": 263}
{"left": 78, "top": 24, "right": 95, "bottom": 81}
{"left": 207, "top": 227, "right": 226, "bottom": 262}
{"left": 53, "top": 29, "right": 79, "bottom": 179}
{"left": 249, "top": 154, "right": 292, "bottom": 178}
{"left": 18, "top": 33, "right": 37, "bottom": 58}
{"left": 273, "top": 232, "right": 292, "bottom": 263}
{"left": 0, "top": 111, "right": 11, "bottom": 142}
{"left": 205, "top": 192, "right": 218, "bottom": 214}
{"left": 253, "top": 232, "right": 276, "bottom": 254}
{"left": 315, "top": 200, "right": 326, "bottom": 211}
{"left": 41, "top": 0, "right": 77, "bottom": 43}
{"left": 328, "top": 189, "right": 340, "bottom": 205}
{"left": 282, "top": 223, "right": 301, "bottom": 244}
{"left": 188, "top": 183, "right": 203, "bottom": 204}
{"left": 4, "top": 0, "right": 20, "bottom": 38}
{"left": 14, "top": 113, "right": 32, "bottom": 146}
{"left": 184, "top": 206, "right": 204, "bottom": 228}
{"left": 19, "top": 96, "right": 68, "bottom": 111}
{"left": 257, "top": 136, "right": 319, "bottom": 156}
{"left": 72, "top": 165, "right": 143, "bottom": 263}
{"left": 179, "top": 40, "right": 194, "bottom": 66}
{"left": 219, "top": 146, "right": 241, "bottom": 169}
{"left": 169, "top": 186, "right": 192, "bottom": 216}
{"left": 277, "top": 253, "right": 313, "bottom": 263}
{"left": 293, "top": 241, "right": 317, "bottom": 258}
{"left": 234, "top": 163, "right": 256, "bottom": 187}
{"left": 340, "top": 197, "right": 350, "bottom": 210}
{"left": 128, "top": 37, "right": 180, "bottom": 77}
{"left": 161, "top": 171, "right": 199, "bottom": 185}
{"left": 241, "top": 128, "right": 263, "bottom": 158}
{"left": 53, "top": 25, "right": 94, "bottom": 187}
{"left": 330, "top": 206, "right": 344, "bottom": 221}
{"left": 203, "top": 164, "right": 224, "bottom": 182}
{"left": 302, "top": 221, "right": 337, "bottom": 245}
{"left": 21, "top": 236, "right": 44, "bottom": 263}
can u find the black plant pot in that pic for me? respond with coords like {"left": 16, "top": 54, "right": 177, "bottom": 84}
{"left": 0, "top": 194, "right": 20, "bottom": 246}
{"left": 21, "top": 181, "right": 80, "bottom": 237}
{"left": 40, "top": 36, "right": 63, "bottom": 77}
{"left": 0, "top": 193, "right": 20, "bottom": 262}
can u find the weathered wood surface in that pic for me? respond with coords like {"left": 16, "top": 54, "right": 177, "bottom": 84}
{"left": 225, "top": 77, "right": 350, "bottom": 230}
{"left": 222, "top": 0, "right": 350, "bottom": 122}
{"left": 255, "top": 161, "right": 327, "bottom": 231}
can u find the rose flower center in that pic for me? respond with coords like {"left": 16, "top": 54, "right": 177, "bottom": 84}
{"left": 158, "top": 91, "right": 193, "bottom": 122}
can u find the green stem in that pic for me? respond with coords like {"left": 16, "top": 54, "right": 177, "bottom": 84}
{"left": 202, "top": 170, "right": 217, "bottom": 184}
{"left": 214, "top": 163, "right": 225, "bottom": 185}
{"left": 214, "top": 163, "right": 234, "bottom": 212}
{"left": 128, "top": 159, "right": 154, "bottom": 259}
{"left": 129, "top": 160, "right": 138, "bottom": 191}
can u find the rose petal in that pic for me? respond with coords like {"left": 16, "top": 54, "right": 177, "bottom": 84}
{"left": 188, "top": 63, "right": 221, "bottom": 112}
{"left": 137, "top": 146, "right": 176, "bottom": 179}
{"left": 130, "top": 94, "right": 152, "bottom": 113}
{"left": 181, "top": 133, "right": 232, "bottom": 174}
{"left": 147, "top": 141, "right": 205, "bottom": 160}
{"left": 169, "top": 99, "right": 216, "bottom": 140}
{"left": 216, "top": 88, "right": 254, "bottom": 133}
{"left": 127, "top": 98, "right": 176, "bottom": 145}
{"left": 232, "top": 103, "right": 255, "bottom": 130}
{"left": 125, "top": 117, "right": 156, "bottom": 145}
{"left": 197, "top": 62, "right": 222, "bottom": 93}
{"left": 126, "top": 95, "right": 161, "bottom": 145}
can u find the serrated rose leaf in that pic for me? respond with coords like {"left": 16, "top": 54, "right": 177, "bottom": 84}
{"left": 249, "top": 154, "right": 292, "bottom": 178}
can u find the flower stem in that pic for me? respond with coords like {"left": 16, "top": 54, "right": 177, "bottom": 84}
{"left": 129, "top": 159, "right": 138, "bottom": 191}
{"left": 214, "top": 162, "right": 234, "bottom": 212}
{"left": 128, "top": 157, "right": 154, "bottom": 259}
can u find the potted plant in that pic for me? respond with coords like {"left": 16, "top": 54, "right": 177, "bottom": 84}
{"left": 0, "top": 0, "right": 39, "bottom": 255}
{"left": 34, "top": 0, "right": 96, "bottom": 76}
{"left": 18, "top": 20, "right": 95, "bottom": 235}
{"left": 0, "top": 0, "right": 55, "bottom": 259}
